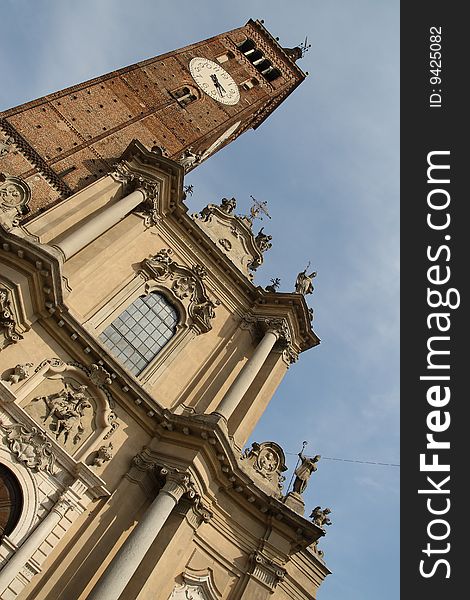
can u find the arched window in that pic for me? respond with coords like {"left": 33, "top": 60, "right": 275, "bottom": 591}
{"left": 238, "top": 38, "right": 256, "bottom": 55}
{"left": 99, "top": 293, "right": 179, "bottom": 375}
{"left": 170, "top": 86, "right": 198, "bottom": 108}
{"left": 0, "top": 465, "right": 23, "bottom": 540}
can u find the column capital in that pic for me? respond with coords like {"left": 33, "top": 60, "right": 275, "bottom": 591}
{"left": 109, "top": 162, "right": 161, "bottom": 225}
{"left": 51, "top": 493, "right": 75, "bottom": 518}
{"left": 250, "top": 551, "right": 286, "bottom": 591}
{"left": 175, "top": 497, "right": 213, "bottom": 530}
{"left": 160, "top": 467, "right": 197, "bottom": 501}
{"left": 240, "top": 315, "right": 291, "bottom": 343}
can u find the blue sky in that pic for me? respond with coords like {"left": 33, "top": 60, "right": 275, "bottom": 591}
{"left": 1, "top": 1, "right": 399, "bottom": 598}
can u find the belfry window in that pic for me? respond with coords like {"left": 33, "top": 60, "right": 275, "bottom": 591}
{"left": 237, "top": 39, "right": 281, "bottom": 83}
{"left": 170, "top": 86, "right": 198, "bottom": 108}
{"left": 100, "top": 293, "right": 178, "bottom": 375}
{"left": 238, "top": 38, "right": 256, "bottom": 55}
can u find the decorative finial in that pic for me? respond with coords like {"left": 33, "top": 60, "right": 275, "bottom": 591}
{"left": 300, "top": 37, "right": 312, "bottom": 58}
{"left": 246, "top": 195, "right": 271, "bottom": 225}
{"left": 265, "top": 278, "right": 281, "bottom": 293}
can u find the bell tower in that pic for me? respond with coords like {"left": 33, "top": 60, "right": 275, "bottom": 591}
{"left": 0, "top": 19, "right": 306, "bottom": 219}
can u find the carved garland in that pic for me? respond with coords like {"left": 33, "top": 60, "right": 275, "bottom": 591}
{"left": 140, "top": 249, "right": 217, "bottom": 333}
{"left": 0, "top": 287, "right": 24, "bottom": 350}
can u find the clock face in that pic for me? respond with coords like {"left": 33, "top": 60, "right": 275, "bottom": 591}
{"left": 189, "top": 57, "right": 240, "bottom": 105}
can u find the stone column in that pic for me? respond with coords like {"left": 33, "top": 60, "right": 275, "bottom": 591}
{"left": 0, "top": 496, "right": 73, "bottom": 594}
{"left": 213, "top": 322, "right": 284, "bottom": 421}
{"left": 87, "top": 471, "right": 192, "bottom": 600}
{"left": 52, "top": 187, "right": 148, "bottom": 260}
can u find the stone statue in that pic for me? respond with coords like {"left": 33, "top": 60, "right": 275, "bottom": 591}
{"left": 6, "top": 362, "right": 33, "bottom": 384}
{"left": 220, "top": 197, "right": 237, "bottom": 214}
{"left": 93, "top": 442, "right": 114, "bottom": 467}
{"left": 310, "top": 506, "right": 332, "bottom": 529}
{"left": 178, "top": 148, "right": 201, "bottom": 172}
{"left": 255, "top": 227, "right": 273, "bottom": 253}
{"left": 295, "top": 268, "right": 317, "bottom": 295}
{"left": 292, "top": 452, "right": 321, "bottom": 495}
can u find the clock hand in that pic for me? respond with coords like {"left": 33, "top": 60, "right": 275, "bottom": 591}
{"left": 210, "top": 73, "right": 226, "bottom": 96}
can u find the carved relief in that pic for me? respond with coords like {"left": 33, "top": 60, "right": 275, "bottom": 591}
{"left": 31, "top": 383, "right": 93, "bottom": 447}
{"left": 88, "top": 363, "right": 113, "bottom": 387}
{"left": 242, "top": 441, "right": 287, "bottom": 493}
{"left": 0, "top": 288, "right": 24, "bottom": 350}
{"left": 169, "top": 572, "right": 220, "bottom": 600}
{"left": 23, "top": 359, "right": 119, "bottom": 455}
{"left": 140, "top": 249, "right": 217, "bottom": 333}
{"left": 177, "top": 147, "right": 202, "bottom": 172}
{"left": 0, "top": 174, "right": 31, "bottom": 231}
{"left": 192, "top": 199, "right": 265, "bottom": 278}
{"left": 0, "top": 421, "right": 55, "bottom": 474}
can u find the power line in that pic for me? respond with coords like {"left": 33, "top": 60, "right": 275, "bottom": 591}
{"left": 284, "top": 451, "right": 399, "bottom": 468}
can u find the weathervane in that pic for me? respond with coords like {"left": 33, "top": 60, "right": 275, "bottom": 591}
{"left": 299, "top": 37, "right": 312, "bottom": 58}
{"left": 247, "top": 195, "right": 271, "bottom": 225}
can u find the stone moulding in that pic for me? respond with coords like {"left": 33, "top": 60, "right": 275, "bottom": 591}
{"left": 170, "top": 570, "right": 221, "bottom": 600}
{"left": 140, "top": 248, "right": 217, "bottom": 334}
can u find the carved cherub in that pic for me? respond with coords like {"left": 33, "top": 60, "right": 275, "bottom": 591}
{"left": 310, "top": 506, "right": 332, "bottom": 529}
{"left": 6, "top": 362, "right": 33, "bottom": 384}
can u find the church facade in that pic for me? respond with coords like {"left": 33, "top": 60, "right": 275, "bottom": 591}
{"left": 0, "top": 20, "right": 330, "bottom": 599}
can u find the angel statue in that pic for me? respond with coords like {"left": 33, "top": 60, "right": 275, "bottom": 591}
{"left": 310, "top": 506, "right": 332, "bottom": 529}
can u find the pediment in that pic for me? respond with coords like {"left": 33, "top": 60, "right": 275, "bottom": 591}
{"left": 192, "top": 198, "right": 269, "bottom": 279}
